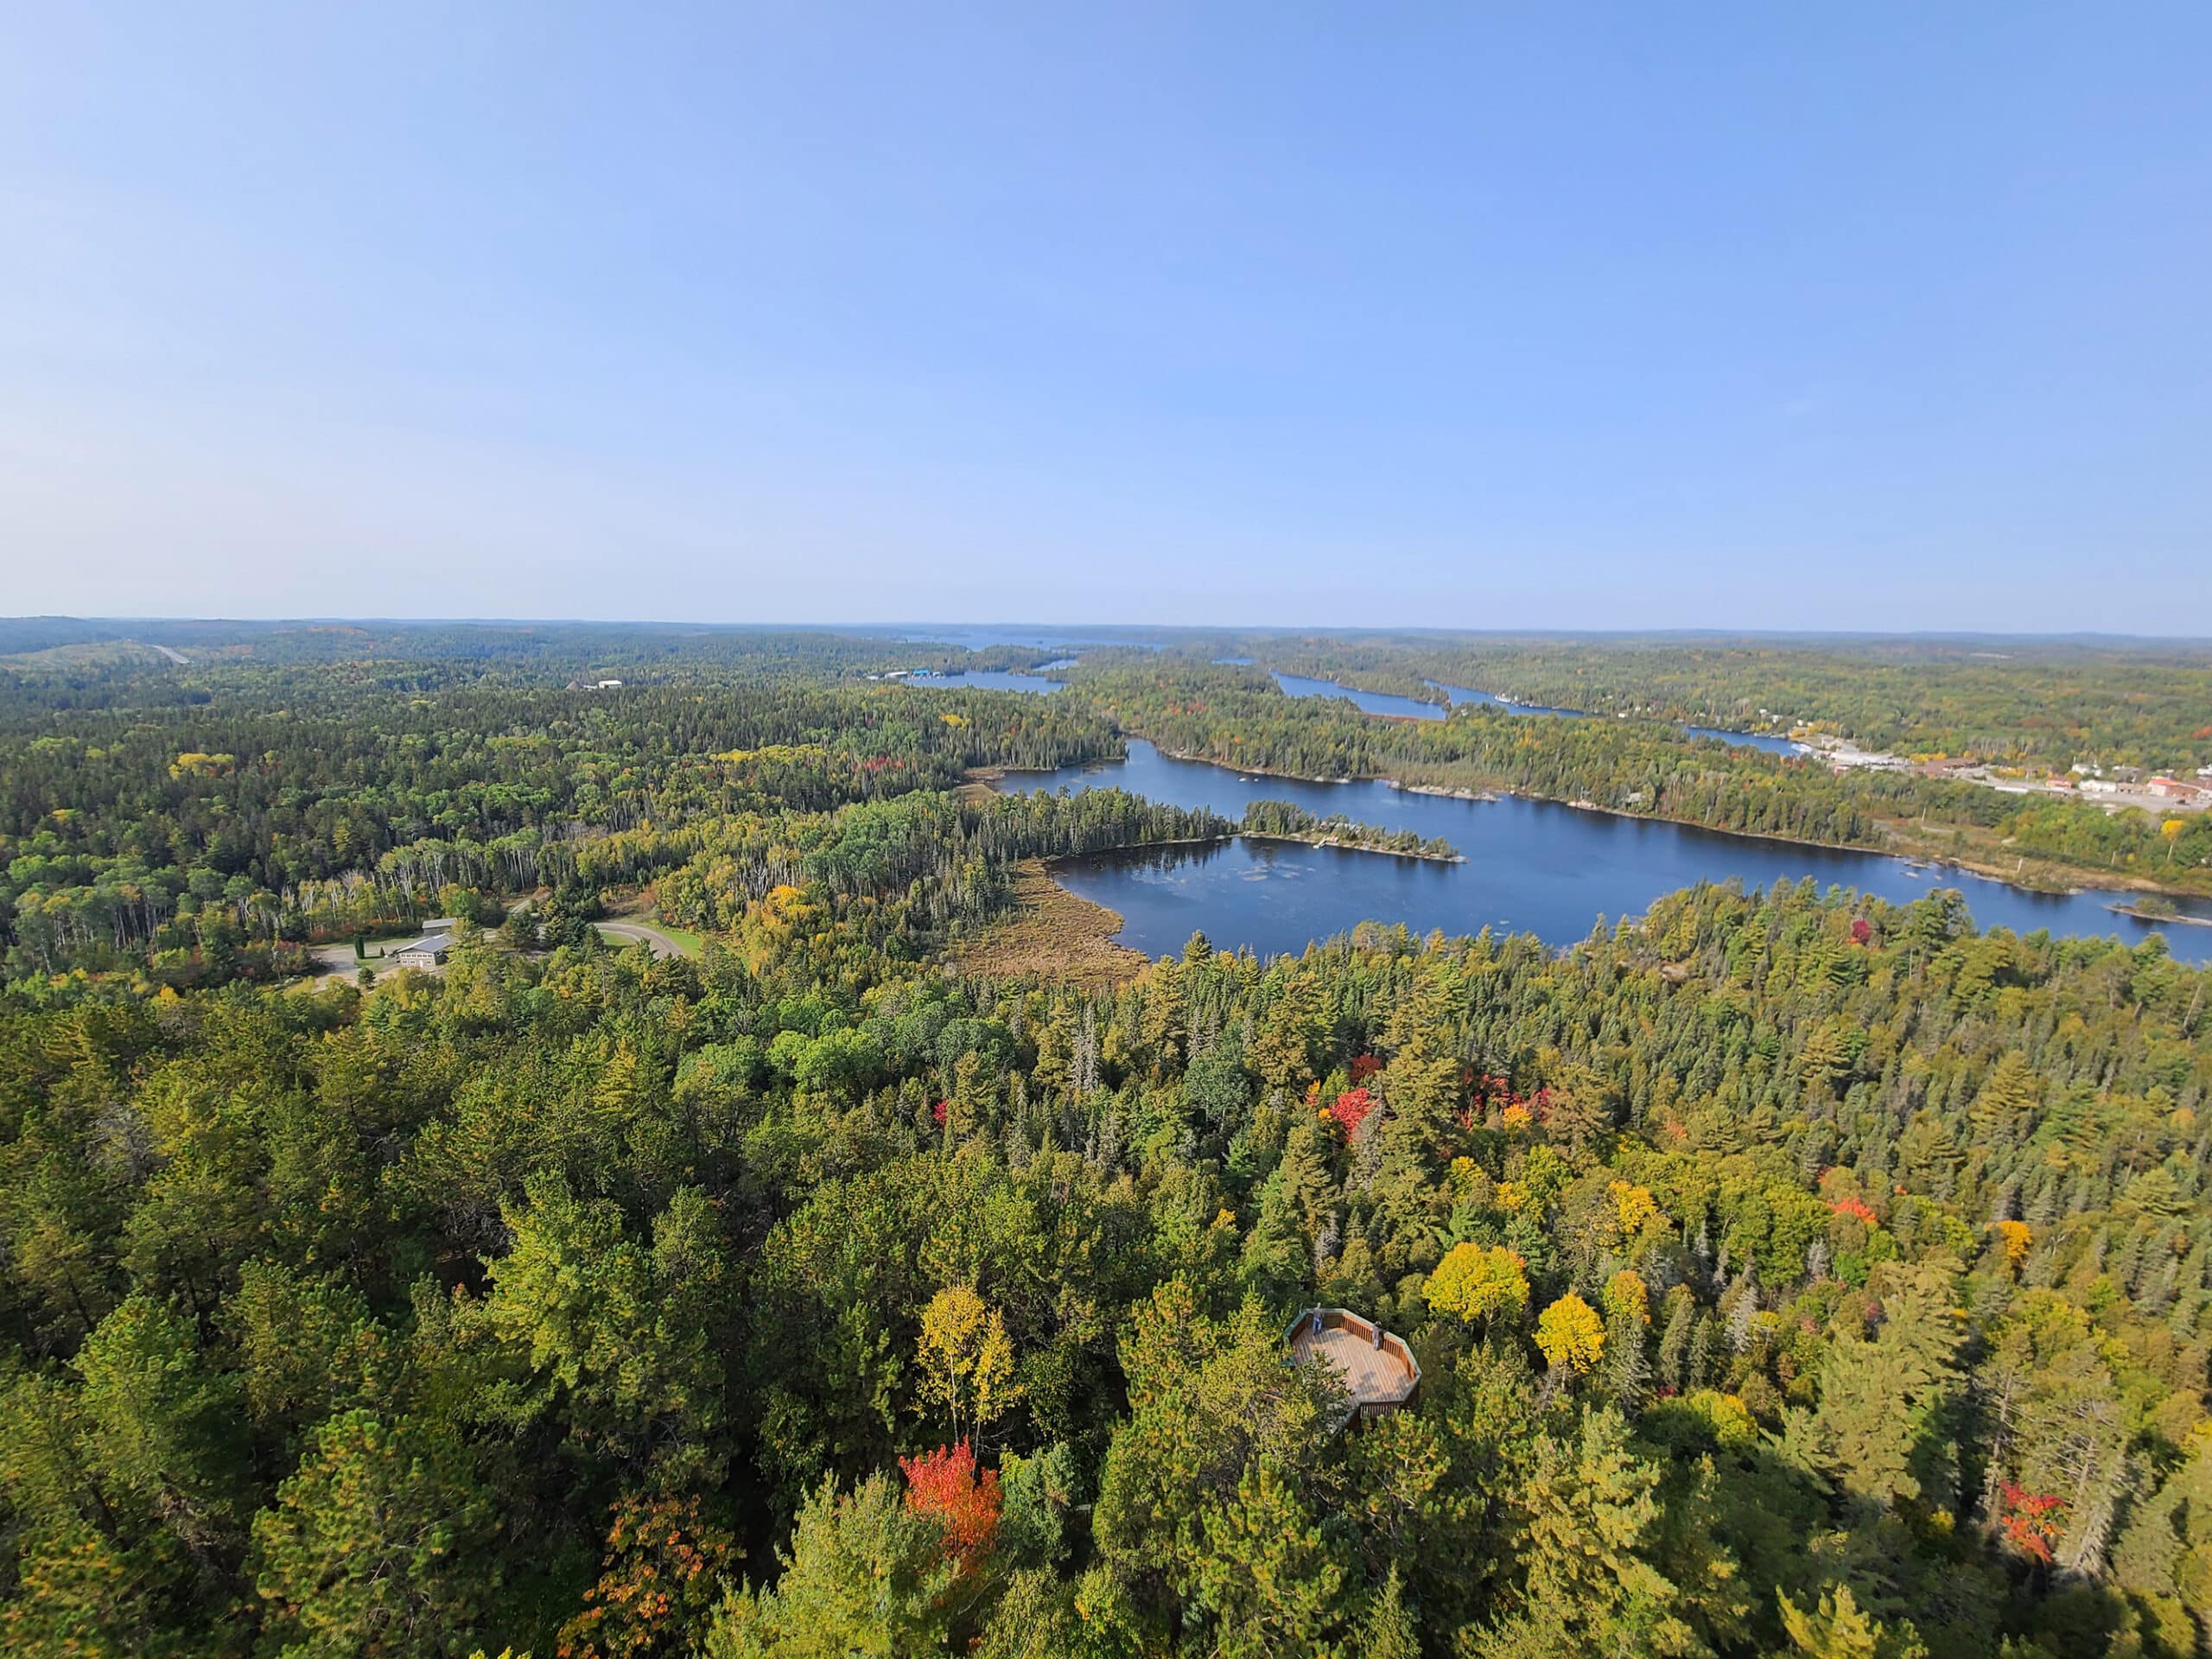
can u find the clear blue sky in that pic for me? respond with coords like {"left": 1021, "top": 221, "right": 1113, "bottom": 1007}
{"left": 4, "top": 5, "right": 2208, "bottom": 631}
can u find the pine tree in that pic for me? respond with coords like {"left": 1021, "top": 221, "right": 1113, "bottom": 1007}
{"left": 1777, "top": 1584, "right": 1928, "bottom": 1658}
{"left": 1192, "top": 1460, "right": 1350, "bottom": 1659}
{"left": 251, "top": 1408, "right": 497, "bottom": 1659}
{"left": 704, "top": 1472, "right": 953, "bottom": 1658}
{"left": 1688, "top": 1313, "right": 1715, "bottom": 1390}
{"left": 1351, "top": 1567, "right": 1420, "bottom": 1659}
{"left": 1607, "top": 1304, "right": 1652, "bottom": 1413}
{"left": 1795, "top": 1263, "right": 1961, "bottom": 1510}
{"left": 1656, "top": 1287, "right": 1696, "bottom": 1393}
{"left": 1467, "top": 1408, "right": 1693, "bottom": 1659}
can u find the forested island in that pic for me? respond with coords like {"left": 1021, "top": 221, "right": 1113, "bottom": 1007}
{"left": 2, "top": 619, "right": 2210, "bottom": 1659}
{"left": 1236, "top": 799, "right": 1463, "bottom": 861}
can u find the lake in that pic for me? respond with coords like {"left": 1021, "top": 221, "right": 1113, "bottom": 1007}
{"left": 909, "top": 670, "right": 1065, "bottom": 693}
{"left": 1006, "top": 740, "right": 2212, "bottom": 963}
{"left": 1271, "top": 671, "right": 1445, "bottom": 719}
{"left": 1684, "top": 727, "right": 1808, "bottom": 756}
{"left": 1275, "top": 672, "right": 1804, "bottom": 751}
{"left": 1427, "top": 679, "right": 1587, "bottom": 719}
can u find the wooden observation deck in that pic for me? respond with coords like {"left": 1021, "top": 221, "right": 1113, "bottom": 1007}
{"left": 1286, "top": 1306, "right": 1421, "bottom": 1419}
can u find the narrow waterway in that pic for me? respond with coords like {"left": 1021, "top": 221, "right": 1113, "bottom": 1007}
{"left": 1272, "top": 671, "right": 1805, "bottom": 752}
{"left": 1004, "top": 740, "right": 2212, "bottom": 963}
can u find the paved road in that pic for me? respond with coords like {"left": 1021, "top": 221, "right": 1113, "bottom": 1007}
{"left": 295, "top": 918, "right": 695, "bottom": 984}
{"left": 594, "top": 919, "right": 696, "bottom": 958}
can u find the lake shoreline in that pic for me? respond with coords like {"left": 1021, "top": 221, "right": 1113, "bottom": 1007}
{"left": 988, "top": 741, "right": 2212, "bottom": 963}
{"left": 1134, "top": 737, "right": 2207, "bottom": 906}
{"left": 2107, "top": 901, "right": 2212, "bottom": 929}
{"left": 1246, "top": 681, "right": 2206, "bottom": 903}
{"left": 950, "top": 858, "right": 1148, "bottom": 985}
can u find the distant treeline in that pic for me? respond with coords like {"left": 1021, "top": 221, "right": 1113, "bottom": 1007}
{"left": 1193, "top": 632, "right": 2212, "bottom": 770}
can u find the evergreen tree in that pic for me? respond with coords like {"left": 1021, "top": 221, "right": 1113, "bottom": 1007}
{"left": 1191, "top": 1460, "right": 1349, "bottom": 1659}
{"left": 1468, "top": 1408, "right": 1695, "bottom": 1658}
{"left": 250, "top": 1409, "right": 495, "bottom": 1659}
{"left": 1777, "top": 1585, "right": 1929, "bottom": 1659}
{"left": 704, "top": 1472, "right": 953, "bottom": 1658}
{"left": 1351, "top": 1567, "right": 1420, "bottom": 1659}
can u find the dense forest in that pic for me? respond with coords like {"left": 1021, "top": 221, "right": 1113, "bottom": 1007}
{"left": 3, "top": 619, "right": 2212, "bottom": 1656}
{"left": 8, "top": 626, "right": 2208, "bottom": 997}
{"left": 0, "top": 671, "right": 1122, "bottom": 987}
{"left": 5, "top": 874, "right": 2210, "bottom": 1657}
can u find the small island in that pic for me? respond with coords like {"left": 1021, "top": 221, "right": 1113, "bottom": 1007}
{"left": 2108, "top": 893, "right": 2211, "bottom": 927}
{"left": 1237, "top": 799, "right": 1462, "bottom": 861}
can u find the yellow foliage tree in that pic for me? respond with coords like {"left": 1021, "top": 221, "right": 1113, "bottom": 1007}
{"left": 1608, "top": 1181, "right": 1666, "bottom": 1241}
{"left": 1993, "top": 1219, "right": 2032, "bottom": 1271}
{"left": 917, "top": 1285, "right": 1018, "bottom": 1445}
{"left": 1424, "top": 1243, "right": 1529, "bottom": 1325}
{"left": 1535, "top": 1292, "right": 1606, "bottom": 1376}
{"left": 1602, "top": 1269, "right": 1649, "bottom": 1326}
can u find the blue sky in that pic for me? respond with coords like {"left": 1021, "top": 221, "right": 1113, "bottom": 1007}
{"left": 3, "top": 5, "right": 2208, "bottom": 630}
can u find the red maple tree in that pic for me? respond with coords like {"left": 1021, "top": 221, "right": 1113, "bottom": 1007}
{"left": 1328, "top": 1086, "right": 1376, "bottom": 1136}
{"left": 1998, "top": 1482, "right": 2065, "bottom": 1563}
{"left": 899, "top": 1440, "right": 1001, "bottom": 1579}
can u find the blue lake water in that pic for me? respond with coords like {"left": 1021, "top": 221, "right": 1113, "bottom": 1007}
{"left": 1007, "top": 741, "right": 2212, "bottom": 963}
{"left": 1686, "top": 726, "right": 1808, "bottom": 755}
{"left": 910, "top": 670, "right": 1065, "bottom": 693}
{"left": 1427, "top": 680, "right": 1587, "bottom": 719}
{"left": 1276, "top": 671, "right": 1804, "bottom": 752}
{"left": 1272, "top": 671, "right": 1446, "bottom": 719}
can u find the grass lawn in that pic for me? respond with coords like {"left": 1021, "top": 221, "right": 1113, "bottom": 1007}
{"left": 651, "top": 917, "right": 708, "bottom": 955}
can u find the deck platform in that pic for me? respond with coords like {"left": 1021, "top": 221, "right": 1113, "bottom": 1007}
{"left": 1286, "top": 1307, "right": 1421, "bottom": 1418}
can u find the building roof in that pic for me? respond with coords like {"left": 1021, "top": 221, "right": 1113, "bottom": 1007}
{"left": 397, "top": 934, "right": 452, "bottom": 956}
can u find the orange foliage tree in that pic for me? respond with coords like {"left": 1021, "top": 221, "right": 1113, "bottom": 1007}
{"left": 556, "top": 1492, "right": 739, "bottom": 1659}
{"left": 899, "top": 1440, "right": 1001, "bottom": 1581}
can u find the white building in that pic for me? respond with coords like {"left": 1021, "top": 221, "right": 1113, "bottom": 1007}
{"left": 393, "top": 933, "right": 452, "bottom": 969}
